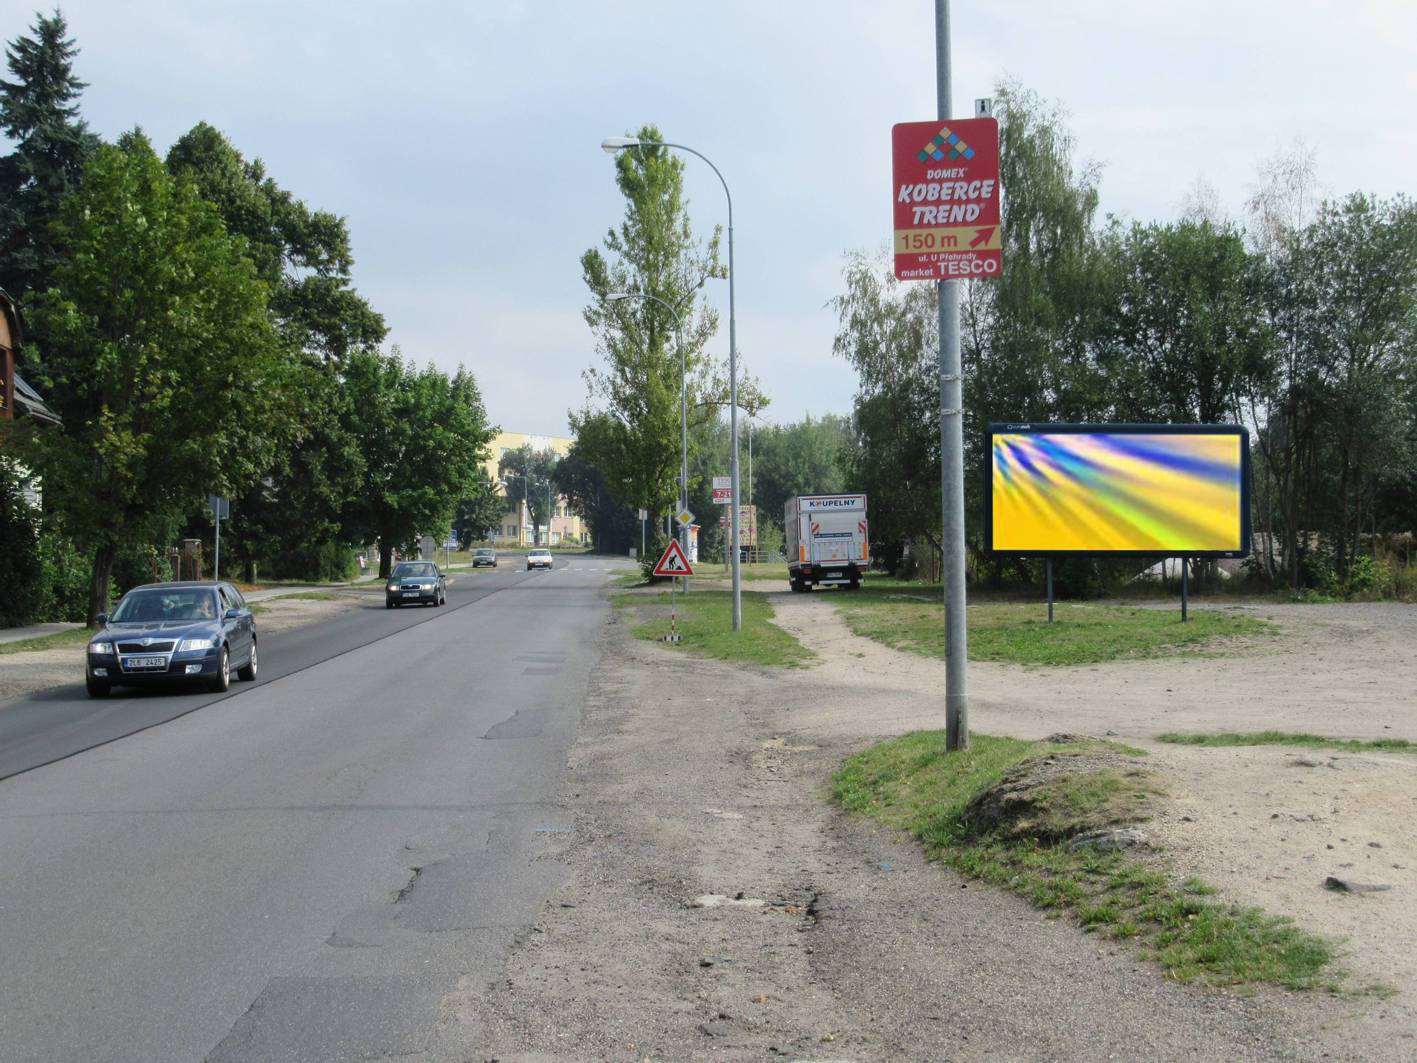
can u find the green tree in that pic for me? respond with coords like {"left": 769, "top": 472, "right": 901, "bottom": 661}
{"left": 341, "top": 349, "right": 494, "bottom": 577}
{"left": 830, "top": 250, "right": 941, "bottom": 571}
{"left": 498, "top": 444, "right": 559, "bottom": 544}
{"left": 746, "top": 414, "right": 851, "bottom": 533}
{"left": 576, "top": 124, "right": 725, "bottom": 519}
{"left": 166, "top": 123, "right": 387, "bottom": 579}
{"left": 0, "top": 8, "right": 97, "bottom": 302}
{"left": 1099, "top": 219, "right": 1274, "bottom": 424}
{"left": 555, "top": 425, "right": 638, "bottom": 554}
{"left": 24, "top": 132, "right": 293, "bottom": 623}
{"left": 454, "top": 477, "right": 504, "bottom": 546}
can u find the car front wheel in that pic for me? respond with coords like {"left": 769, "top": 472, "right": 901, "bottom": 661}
{"left": 86, "top": 675, "right": 111, "bottom": 698}
{"left": 207, "top": 647, "right": 230, "bottom": 693}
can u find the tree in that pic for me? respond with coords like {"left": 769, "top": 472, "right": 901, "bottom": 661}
{"left": 454, "top": 477, "right": 504, "bottom": 547}
{"left": 0, "top": 456, "right": 41, "bottom": 626}
{"left": 24, "top": 132, "right": 293, "bottom": 623}
{"left": 1099, "top": 219, "right": 1274, "bottom": 425}
{"left": 575, "top": 123, "right": 725, "bottom": 519}
{"left": 498, "top": 444, "right": 559, "bottom": 544}
{"left": 166, "top": 123, "right": 387, "bottom": 579}
{"left": 0, "top": 9, "right": 97, "bottom": 302}
{"left": 341, "top": 349, "right": 494, "bottom": 577}
{"left": 830, "top": 250, "right": 942, "bottom": 572}
{"left": 744, "top": 414, "right": 852, "bottom": 535}
{"left": 555, "top": 423, "right": 638, "bottom": 554}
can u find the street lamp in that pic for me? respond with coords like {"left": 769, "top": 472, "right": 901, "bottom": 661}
{"left": 601, "top": 134, "right": 742, "bottom": 632}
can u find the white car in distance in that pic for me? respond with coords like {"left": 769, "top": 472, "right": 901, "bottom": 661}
{"left": 526, "top": 548, "right": 553, "bottom": 571}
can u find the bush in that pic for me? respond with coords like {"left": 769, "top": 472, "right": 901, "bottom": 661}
{"left": 35, "top": 533, "right": 92, "bottom": 622}
{"left": 0, "top": 467, "right": 42, "bottom": 626}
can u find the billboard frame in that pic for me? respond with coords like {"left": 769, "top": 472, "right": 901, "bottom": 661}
{"left": 984, "top": 422, "right": 1252, "bottom": 560}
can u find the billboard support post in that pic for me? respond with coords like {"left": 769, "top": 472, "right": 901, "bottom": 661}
{"left": 1182, "top": 560, "right": 1190, "bottom": 623}
{"left": 1046, "top": 559, "right": 1054, "bottom": 623}
{"left": 935, "top": 0, "right": 970, "bottom": 751}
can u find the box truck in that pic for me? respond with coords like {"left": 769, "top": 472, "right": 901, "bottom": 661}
{"left": 784, "top": 494, "right": 868, "bottom": 591}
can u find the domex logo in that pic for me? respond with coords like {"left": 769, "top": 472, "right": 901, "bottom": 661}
{"left": 917, "top": 125, "right": 976, "bottom": 163}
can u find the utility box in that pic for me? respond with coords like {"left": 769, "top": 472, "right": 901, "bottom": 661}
{"left": 784, "top": 494, "right": 868, "bottom": 591}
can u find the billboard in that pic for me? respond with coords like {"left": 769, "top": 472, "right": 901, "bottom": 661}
{"left": 892, "top": 117, "right": 1001, "bottom": 281}
{"left": 986, "top": 424, "right": 1250, "bottom": 558}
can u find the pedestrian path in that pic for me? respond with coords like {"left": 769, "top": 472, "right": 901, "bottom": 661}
{"left": 0, "top": 622, "right": 84, "bottom": 646}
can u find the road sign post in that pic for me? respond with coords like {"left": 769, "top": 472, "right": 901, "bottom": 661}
{"left": 890, "top": 0, "right": 992, "bottom": 751}
{"left": 652, "top": 540, "right": 694, "bottom": 643}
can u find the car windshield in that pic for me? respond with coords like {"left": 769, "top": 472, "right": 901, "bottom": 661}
{"left": 393, "top": 563, "right": 436, "bottom": 577}
{"left": 111, "top": 588, "right": 219, "bottom": 623}
{"left": 475, "top": 549, "right": 494, "bottom": 556}
{"left": 531, "top": 549, "right": 550, "bottom": 556}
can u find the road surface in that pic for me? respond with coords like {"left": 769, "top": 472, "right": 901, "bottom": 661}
{"left": 0, "top": 555, "right": 631, "bottom": 1062}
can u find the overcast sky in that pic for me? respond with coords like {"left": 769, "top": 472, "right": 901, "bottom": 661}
{"left": 6, "top": 1, "right": 1415, "bottom": 436}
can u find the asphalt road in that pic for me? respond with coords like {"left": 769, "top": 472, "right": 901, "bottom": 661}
{"left": 0, "top": 555, "right": 632, "bottom": 1062}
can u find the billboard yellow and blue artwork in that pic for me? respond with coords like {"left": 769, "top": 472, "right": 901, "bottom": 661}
{"left": 990, "top": 431, "right": 1245, "bottom": 554}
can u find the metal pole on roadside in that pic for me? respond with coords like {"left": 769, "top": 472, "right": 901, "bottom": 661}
{"left": 214, "top": 507, "right": 221, "bottom": 581}
{"left": 937, "top": 0, "right": 970, "bottom": 750}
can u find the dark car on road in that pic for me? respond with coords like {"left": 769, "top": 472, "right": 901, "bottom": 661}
{"left": 472, "top": 548, "right": 498, "bottom": 568}
{"left": 85, "top": 581, "right": 258, "bottom": 698}
{"left": 385, "top": 561, "right": 447, "bottom": 607}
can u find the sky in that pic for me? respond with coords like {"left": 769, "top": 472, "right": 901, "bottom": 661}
{"left": 5, "top": 1, "right": 1415, "bottom": 437}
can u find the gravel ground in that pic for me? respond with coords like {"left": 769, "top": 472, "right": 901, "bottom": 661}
{"left": 468, "top": 594, "right": 1404, "bottom": 1061}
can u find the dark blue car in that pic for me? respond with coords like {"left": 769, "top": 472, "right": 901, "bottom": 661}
{"left": 85, "top": 581, "right": 258, "bottom": 699}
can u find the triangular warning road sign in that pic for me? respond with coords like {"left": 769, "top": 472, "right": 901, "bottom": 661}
{"left": 652, "top": 539, "right": 694, "bottom": 577}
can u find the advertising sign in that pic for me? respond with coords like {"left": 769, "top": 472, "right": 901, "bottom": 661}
{"left": 712, "top": 475, "right": 732, "bottom": 504}
{"left": 717, "top": 504, "right": 757, "bottom": 546}
{"left": 892, "top": 117, "right": 1001, "bottom": 281}
{"left": 986, "top": 424, "right": 1250, "bottom": 557}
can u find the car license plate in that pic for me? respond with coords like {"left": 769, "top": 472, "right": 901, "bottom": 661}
{"left": 124, "top": 655, "right": 166, "bottom": 669}
{"left": 402, "top": 591, "right": 420, "bottom": 597}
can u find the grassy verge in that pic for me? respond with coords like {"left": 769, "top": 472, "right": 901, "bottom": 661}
{"left": 613, "top": 589, "right": 815, "bottom": 668}
{"left": 0, "top": 627, "right": 92, "bottom": 655}
{"left": 832, "top": 732, "right": 1339, "bottom": 990}
{"left": 1158, "top": 731, "right": 1416, "bottom": 754}
{"left": 834, "top": 590, "right": 1272, "bottom": 666}
{"left": 269, "top": 591, "right": 343, "bottom": 603}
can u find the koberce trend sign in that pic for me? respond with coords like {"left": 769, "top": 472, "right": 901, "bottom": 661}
{"left": 986, "top": 424, "right": 1251, "bottom": 558}
{"left": 892, "top": 117, "right": 1001, "bottom": 281}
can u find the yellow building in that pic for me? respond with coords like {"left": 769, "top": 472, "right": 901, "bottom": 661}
{"left": 485, "top": 431, "right": 585, "bottom": 546}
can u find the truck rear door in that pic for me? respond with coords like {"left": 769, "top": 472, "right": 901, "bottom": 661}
{"left": 810, "top": 510, "right": 859, "bottom": 564}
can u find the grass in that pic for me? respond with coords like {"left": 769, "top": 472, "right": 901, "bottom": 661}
{"left": 613, "top": 588, "right": 815, "bottom": 668}
{"left": 1158, "top": 731, "right": 1417, "bottom": 754}
{"left": 832, "top": 731, "right": 1340, "bottom": 991}
{"left": 0, "top": 627, "right": 93, "bottom": 655}
{"left": 833, "top": 582, "right": 1272, "bottom": 666}
{"left": 269, "top": 590, "right": 342, "bottom": 602}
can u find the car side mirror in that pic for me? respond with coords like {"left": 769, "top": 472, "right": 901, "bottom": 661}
{"left": 96, "top": 613, "right": 108, "bottom": 625}
{"left": 224, "top": 608, "right": 241, "bottom": 620}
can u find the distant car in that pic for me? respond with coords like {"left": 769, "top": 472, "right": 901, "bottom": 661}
{"left": 472, "top": 548, "right": 498, "bottom": 568}
{"left": 385, "top": 561, "right": 446, "bottom": 607}
{"left": 526, "top": 548, "right": 553, "bottom": 571}
{"left": 85, "top": 581, "right": 257, "bottom": 698}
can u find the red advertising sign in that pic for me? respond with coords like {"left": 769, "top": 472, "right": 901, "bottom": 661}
{"left": 892, "top": 117, "right": 1001, "bottom": 282}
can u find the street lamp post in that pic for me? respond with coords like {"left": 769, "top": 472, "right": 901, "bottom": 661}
{"left": 602, "top": 135, "right": 741, "bottom": 632}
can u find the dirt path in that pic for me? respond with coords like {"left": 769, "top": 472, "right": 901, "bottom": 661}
{"left": 471, "top": 594, "right": 1408, "bottom": 1061}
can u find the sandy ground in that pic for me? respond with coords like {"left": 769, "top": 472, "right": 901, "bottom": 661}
{"left": 0, "top": 592, "right": 365, "bottom": 703}
{"left": 472, "top": 591, "right": 1416, "bottom": 1061}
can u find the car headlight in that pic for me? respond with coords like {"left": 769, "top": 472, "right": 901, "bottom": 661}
{"left": 420, "top": 583, "right": 433, "bottom": 590}
{"left": 89, "top": 642, "right": 114, "bottom": 655}
{"left": 387, "top": 582, "right": 399, "bottom": 591}
{"left": 179, "top": 638, "right": 216, "bottom": 651}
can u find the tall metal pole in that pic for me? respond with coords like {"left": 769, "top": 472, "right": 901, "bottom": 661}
{"left": 213, "top": 507, "right": 221, "bottom": 581}
{"left": 727, "top": 208, "right": 741, "bottom": 629}
{"left": 937, "top": 0, "right": 970, "bottom": 750}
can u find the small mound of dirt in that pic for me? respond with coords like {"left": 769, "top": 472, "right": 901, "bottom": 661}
{"left": 960, "top": 749, "right": 1159, "bottom": 845}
